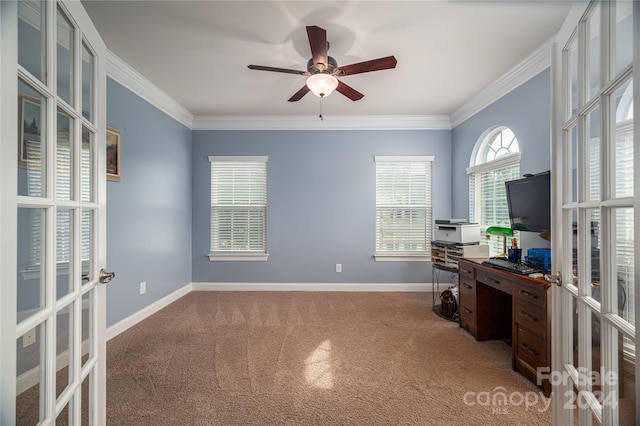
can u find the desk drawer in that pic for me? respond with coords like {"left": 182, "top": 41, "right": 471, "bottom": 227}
{"left": 458, "top": 261, "right": 474, "bottom": 280}
{"left": 459, "top": 276, "right": 475, "bottom": 298}
{"left": 516, "top": 325, "right": 547, "bottom": 368}
{"left": 514, "top": 298, "right": 546, "bottom": 338}
{"left": 459, "top": 294, "right": 477, "bottom": 337}
{"left": 514, "top": 281, "right": 546, "bottom": 309}
{"left": 476, "top": 269, "right": 512, "bottom": 294}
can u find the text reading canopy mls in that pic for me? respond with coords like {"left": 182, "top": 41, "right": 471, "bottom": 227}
{"left": 505, "top": 170, "right": 551, "bottom": 233}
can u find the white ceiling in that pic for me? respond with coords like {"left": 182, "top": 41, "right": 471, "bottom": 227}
{"left": 81, "top": 1, "right": 572, "bottom": 119}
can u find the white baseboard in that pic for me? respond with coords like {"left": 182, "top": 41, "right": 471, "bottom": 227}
{"left": 191, "top": 282, "right": 450, "bottom": 292}
{"left": 106, "top": 283, "right": 192, "bottom": 341}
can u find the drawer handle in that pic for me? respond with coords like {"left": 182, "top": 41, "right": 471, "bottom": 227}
{"left": 519, "top": 290, "right": 538, "bottom": 299}
{"left": 487, "top": 277, "right": 500, "bottom": 284}
{"left": 519, "top": 311, "right": 538, "bottom": 321}
{"left": 520, "top": 343, "right": 539, "bottom": 357}
{"left": 463, "top": 306, "right": 473, "bottom": 314}
{"left": 462, "top": 283, "right": 473, "bottom": 290}
{"left": 460, "top": 268, "right": 471, "bottom": 274}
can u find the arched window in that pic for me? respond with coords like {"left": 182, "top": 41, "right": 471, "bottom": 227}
{"left": 467, "top": 126, "right": 521, "bottom": 256}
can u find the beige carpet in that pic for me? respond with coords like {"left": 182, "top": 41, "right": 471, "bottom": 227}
{"left": 106, "top": 291, "right": 553, "bottom": 425}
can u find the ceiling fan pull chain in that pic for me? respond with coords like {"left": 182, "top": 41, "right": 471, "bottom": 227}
{"left": 319, "top": 95, "right": 324, "bottom": 121}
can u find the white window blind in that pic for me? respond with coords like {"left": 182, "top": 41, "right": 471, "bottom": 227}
{"left": 375, "top": 156, "right": 433, "bottom": 259}
{"left": 468, "top": 152, "right": 521, "bottom": 257}
{"left": 209, "top": 156, "right": 268, "bottom": 261}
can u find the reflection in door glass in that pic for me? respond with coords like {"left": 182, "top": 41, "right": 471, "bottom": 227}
{"left": 586, "top": 106, "right": 601, "bottom": 201}
{"left": 82, "top": 42, "right": 94, "bottom": 120}
{"left": 81, "top": 290, "right": 92, "bottom": 369}
{"left": 587, "top": 4, "right": 601, "bottom": 100}
{"left": 619, "top": 330, "right": 636, "bottom": 424}
{"left": 56, "top": 208, "right": 73, "bottom": 300}
{"left": 614, "top": 1, "right": 633, "bottom": 76}
{"left": 56, "top": 303, "right": 73, "bottom": 398}
{"left": 18, "top": 79, "right": 47, "bottom": 198}
{"left": 613, "top": 80, "right": 634, "bottom": 198}
{"left": 81, "top": 126, "right": 94, "bottom": 202}
{"left": 81, "top": 210, "right": 94, "bottom": 285}
{"left": 57, "top": 111, "right": 73, "bottom": 201}
{"left": 614, "top": 208, "right": 634, "bottom": 328}
{"left": 585, "top": 209, "right": 601, "bottom": 299}
{"left": 18, "top": 0, "right": 45, "bottom": 82}
{"left": 17, "top": 208, "right": 46, "bottom": 324}
{"left": 56, "top": 6, "right": 74, "bottom": 106}
{"left": 568, "top": 125, "right": 578, "bottom": 203}
{"left": 16, "top": 322, "right": 46, "bottom": 424}
{"left": 570, "top": 209, "right": 578, "bottom": 287}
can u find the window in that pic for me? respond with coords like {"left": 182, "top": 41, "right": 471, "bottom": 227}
{"left": 467, "top": 126, "right": 521, "bottom": 257}
{"left": 209, "top": 156, "right": 268, "bottom": 261}
{"left": 375, "top": 156, "right": 433, "bottom": 260}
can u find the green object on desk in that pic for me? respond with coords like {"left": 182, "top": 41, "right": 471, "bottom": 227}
{"left": 485, "top": 226, "right": 514, "bottom": 258}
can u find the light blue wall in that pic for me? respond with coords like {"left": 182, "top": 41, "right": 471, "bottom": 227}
{"left": 451, "top": 69, "right": 552, "bottom": 251}
{"left": 105, "top": 78, "right": 192, "bottom": 326}
{"left": 192, "top": 130, "right": 452, "bottom": 283}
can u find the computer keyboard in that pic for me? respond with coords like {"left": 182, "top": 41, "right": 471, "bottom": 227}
{"left": 482, "top": 258, "right": 542, "bottom": 275}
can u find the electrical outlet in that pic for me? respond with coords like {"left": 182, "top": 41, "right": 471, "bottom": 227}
{"left": 23, "top": 328, "right": 36, "bottom": 348}
{"left": 140, "top": 281, "right": 146, "bottom": 295}
{"left": 336, "top": 264, "right": 342, "bottom": 273}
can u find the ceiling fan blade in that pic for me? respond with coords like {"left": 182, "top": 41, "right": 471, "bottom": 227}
{"left": 306, "top": 26, "right": 328, "bottom": 72}
{"left": 288, "top": 85, "right": 311, "bottom": 102}
{"left": 336, "top": 80, "right": 364, "bottom": 101}
{"left": 336, "top": 55, "right": 398, "bottom": 76}
{"left": 248, "top": 65, "right": 307, "bottom": 75}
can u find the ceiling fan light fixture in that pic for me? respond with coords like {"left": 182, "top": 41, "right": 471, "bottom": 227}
{"left": 306, "top": 73, "right": 338, "bottom": 97}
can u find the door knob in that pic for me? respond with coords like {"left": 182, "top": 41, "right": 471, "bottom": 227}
{"left": 544, "top": 271, "right": 562, "bottom": 286}
{"left": 99, "top": 268, "right": 115, "bottom": 284}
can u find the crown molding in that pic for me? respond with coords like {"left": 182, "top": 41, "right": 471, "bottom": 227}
{"left": 106, "top": 50, "right": 194, "bottom": 128}
{"left": 192, "top": 114, "right": 451, "bottom": 131}
{"left": 449, "top": 36, "right": 554, "bottom": 128}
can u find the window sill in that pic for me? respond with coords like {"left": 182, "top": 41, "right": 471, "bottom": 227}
{"left": 208, "top": 253, "right": 269, "bottom": 262}
{"left": 374, "top": 254, "right": 430, "bottom": 262}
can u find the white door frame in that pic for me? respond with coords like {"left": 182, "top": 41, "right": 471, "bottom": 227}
{"left": 0, "top": 1, "right": 107, "bottom": 424}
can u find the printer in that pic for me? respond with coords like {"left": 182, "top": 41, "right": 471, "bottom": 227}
{"left": 434, "top": 219, "right": 481, "bottom": 244}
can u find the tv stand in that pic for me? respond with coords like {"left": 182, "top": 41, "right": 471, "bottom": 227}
{"left": 458, "top": 258, "right": 551, "bottom": 395}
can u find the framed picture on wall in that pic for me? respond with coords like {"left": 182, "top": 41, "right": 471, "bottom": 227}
{"left": 18, "top": 95, "right": 42, "bottom": 168}
{"left": 106, "top": 126, "right": 121, "bottom": 182}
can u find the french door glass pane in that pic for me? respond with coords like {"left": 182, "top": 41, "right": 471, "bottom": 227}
{"left": 57, "top": 110, "right": 73, "bottom": 201}
{"left": 56, "top": 303, "right": 72, "bottom": 398}
{"left": 16, "top": 322, "right": 45, "bottom": 424}
{"left": 81, "top": 291, "right": 91, "bottom": 368}
{"left": 567, "top": 37, "right": 579, "bottom": 118}
{"left": 588, "top": 4, "right": 601, "bottom": 100}
{"left": 56, "top": 6, "right": 74, "bottom": 106}
{"left": 613, "top": 79, "right": 634, "bottom": 198}
{"left": 585, "top": 209, "right": 601, "bottom": 297}
{"left": 614, "top": 1, "right": 633, "bottom": 76}
{"left": 572, "top": 296, "right": 579, "bottom": 367}
{"left": 619, "top": 338, "right": 636, "bottom": 423}
{"left": 591, "top": 311, "right": 603, "bottom": 394}
{"left": 18, "top": 0, "right": 45, "bottom": 82}
{"left": 18, "top": 79, "right": 47, "bottom": 198}
{"left": 81, "top": 126, "right": 94, "bottom": 202}
{"left": 614, "top": 207, "right": 634, "bottom": 327}
{"left": 81, "top": 42, "right": 94, "bottom": 120}
{"left": 56, "top": 208, "right": 73, "bottom": 300}
{"left": 570, "top": 209, "right": 579, "bottom": 287}
{"left": 568, "top": 125, "right": 578, "bottom": 203}
{"left": 81, "top": 210, "right": 94, "bottom": 285}
{"left": 586, "top": 106, "right": 601, "bottom": 201}
{"left": 17, "top": 207, "right": 46, "bottom": 324}
{"left": 81, "top": 374, "right": 90, "bottom": 425}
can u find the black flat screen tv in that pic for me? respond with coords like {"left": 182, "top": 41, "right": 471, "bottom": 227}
{"left": 505, "top": 170, "right": 551, "bottom": 233}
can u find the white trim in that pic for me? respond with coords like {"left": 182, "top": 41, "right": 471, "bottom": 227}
{"left": 105, "top": 283, "right": 192, "bottom": 341}
{"left": 450, "top": 37, "right": 554, "bottom": 128}
{"left": 374, "top": 155, "right": 434, "bottom": 162}
{"left": 193, "top": 115, "right": 451, "bottom": 131}
{"left": 106, "top": 50, "right": 194, "bottom": 129}
{"left": 191, "top": 282, "right": 433, "bottom": 292}
{"left": 466, "top": 152, "right": 521, "bottom": 175}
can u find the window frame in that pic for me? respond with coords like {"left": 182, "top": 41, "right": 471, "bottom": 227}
{"left": 374, "top": 155, "right": 434, "bottom": 262}
{"left": 208, "top": 155, "right": 268, "bottom": 262}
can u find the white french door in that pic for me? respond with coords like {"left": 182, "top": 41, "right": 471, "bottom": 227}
{"left": 0, "top": 1, "right": 108, "bottom": 424}
{"left": 551, "top": 1, "right": 638, "bottom": 425}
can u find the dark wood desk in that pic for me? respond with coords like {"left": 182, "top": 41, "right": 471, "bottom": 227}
{"left": 458, "top": 258, "right": 551, "bottom": 395}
